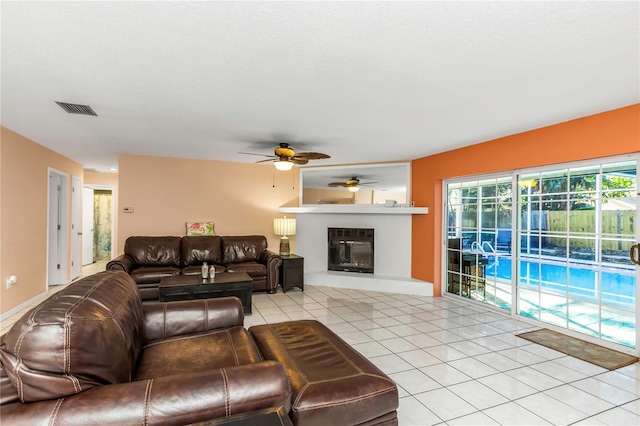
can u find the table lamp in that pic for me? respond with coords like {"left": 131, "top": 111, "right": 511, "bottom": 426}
{"left": 273, "top": 216, "right": 296, "bottom": 256}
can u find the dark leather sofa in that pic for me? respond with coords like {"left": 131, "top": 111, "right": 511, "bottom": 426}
{"left": 1, "top": 271, "right": 399, "bottom": 425}
{"left": 0, "top": 271, "right": 291, "bottom": 425}
{"left": 107, "top": 235, "right": 282, "bottom": 300}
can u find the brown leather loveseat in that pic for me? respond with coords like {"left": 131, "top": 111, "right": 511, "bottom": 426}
{"left": 107, "top": 235, "right": 282, "bottom": 300}
{"left": 0, "top": 271, "right": 291, "bottom": 425}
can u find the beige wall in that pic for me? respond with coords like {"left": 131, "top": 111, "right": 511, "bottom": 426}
{"left": 354, "top": 189, "right": 373, "bottom": 204}
{"left": 1, "top": 127, "right": 83, "bottom": 315}
{"left": 302, "top": 188, "right": 355, "bottom": 204}
{"left": 372, "top": 190, "right": 405, "bottom": 205}
{"left": 84, "top": 171, "right": 118, "bottom": 186}
{"left": 0, "top": 132, "right": 3, "bottom": 309}
{"left": 117, "top": 154, "right": 299, "bottom": 255}
{"left": 303, "top": 187, "right": 405, "bottom": 205}
{"left": 84, "top": 171, "right": 119, "bottom": 254}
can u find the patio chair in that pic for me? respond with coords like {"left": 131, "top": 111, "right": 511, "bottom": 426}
{"left": 496, "top": 229, "right": 512, "bottom": 252}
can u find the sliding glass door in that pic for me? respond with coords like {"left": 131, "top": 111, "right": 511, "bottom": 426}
{"left": 445, "top": 176, "right": 513, "bottom": 311}
{"left": 516, "top": 161, "right": 637, "bottom": 348}
{"left": 444, "top": 157, "right": 638, "bottom": 350}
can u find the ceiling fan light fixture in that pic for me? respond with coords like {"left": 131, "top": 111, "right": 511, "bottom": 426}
{"left": 274, "top": 160, "right": 294, "bottom": 171}
{"left": 348, "top": 186, "right": 360, "bottom": 192}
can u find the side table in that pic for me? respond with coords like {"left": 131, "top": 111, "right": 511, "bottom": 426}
{"left": 279, "top": 254, "right": 304, "bottom": 293}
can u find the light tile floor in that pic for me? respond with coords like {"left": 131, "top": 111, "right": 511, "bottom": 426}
{"left": 2, "top": 262, "right": 639, "bottom": 426}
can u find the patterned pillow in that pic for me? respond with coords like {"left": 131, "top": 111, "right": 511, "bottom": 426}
{"left": 186, "top": 221, "right": 215, "bottom": 236}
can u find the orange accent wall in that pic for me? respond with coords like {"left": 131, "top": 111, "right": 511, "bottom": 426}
{"left": 117, "top": 154, "right": 299, "bottom": 255}
{"left": 1, "top": 127, "right": 83, "bottom": 314}
{"left": 411, "top": 104, "right": 640, "bottom": 296}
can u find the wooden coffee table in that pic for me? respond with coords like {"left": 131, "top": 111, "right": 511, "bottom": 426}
{"left": 159, "top": 272, "right": 253, "bottom": 314}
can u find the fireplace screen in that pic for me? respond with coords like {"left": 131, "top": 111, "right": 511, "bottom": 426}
{"left": 328, "top": 228, "right": 374, "bottom": 274}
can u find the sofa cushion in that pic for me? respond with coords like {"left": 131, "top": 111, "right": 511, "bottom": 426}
{"left": 0, "top": 358, "right": 19, "bottom": 404}
{"left": 0, "top": 271, "right": 144, "bottom": 402}
{"left": 130, "top": 266, "right": 181, "bottom": 284}
{"left": 181, "top": 235, "right": 223, "bottom": 266}
{"left": 125, "top": 236, "right": 181, "bottom": 267}
{"left": 222, "top": 236, "right": 268, "bottom": 264}
{"left": 226, "top": 262, "right": 266, "bottom": 278}
{"left": 134, "top": 327, "right": 263, "bottom": 380}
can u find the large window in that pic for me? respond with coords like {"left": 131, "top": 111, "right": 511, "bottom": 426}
{"left": 444, "top": 158, "right": 638, "bottom": 350}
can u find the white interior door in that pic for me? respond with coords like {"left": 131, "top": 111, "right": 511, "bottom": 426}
{"left": 70, "top": 177, "right": 82, "bottom": 279}
{"left": 48, "top": 169, "right": 69, "bottom": 287}
{"left": 48, "top": 173, "right": 62, "bottom": 286}
{"left": 82, "top": 187, "right": 94, "bottom": 265}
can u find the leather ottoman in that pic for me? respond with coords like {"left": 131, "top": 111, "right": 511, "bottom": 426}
{"left": 249, "top": 320, "right": 399, "bottom": 426}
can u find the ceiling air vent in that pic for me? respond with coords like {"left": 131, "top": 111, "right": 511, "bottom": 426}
{"left": 55, "top": 101, "right": 98, "bottom": 116}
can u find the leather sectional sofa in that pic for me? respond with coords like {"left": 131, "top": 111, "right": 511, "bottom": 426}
{"left": 0, "top": 271, "right": 291, "bottom": 425}
{"left": 107, "top": 235, "right": 282, "bottom": 300}
{"left": 0, "top": 271, "right": 399, "bottom": 425}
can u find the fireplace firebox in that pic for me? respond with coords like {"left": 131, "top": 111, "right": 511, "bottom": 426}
{"left": 328, "top": 228, "right": 374, "bottom": 274}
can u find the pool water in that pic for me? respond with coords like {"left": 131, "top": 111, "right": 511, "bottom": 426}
{"left": 475, "top": 255, "right": 637, "bottom": 347}
{"left": 484, "top": 255, "right": 636, "bottom": 307}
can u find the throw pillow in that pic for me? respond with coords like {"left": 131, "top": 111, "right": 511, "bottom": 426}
{"left": 186, "top": 221, "right": 215, "bottom": 236}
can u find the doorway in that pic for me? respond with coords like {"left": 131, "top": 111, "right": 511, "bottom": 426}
{"left": 47, "top": 169, "right": 69, "bottom": 287}
{"left": 70, "top": 177, "right": 82, "bottom": 279}
{"left": 82, "top": 185, "right": 114, "bottom": 264}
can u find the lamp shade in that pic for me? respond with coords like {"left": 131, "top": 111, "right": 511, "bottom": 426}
{"left": 273, "top": 217, "right": 296, "bottom": 236}
{"left": 274, "top": 160, "right": 294, "bottom": 171}
{"left": 348, "top": 186, "right": 360, "bottom": 192}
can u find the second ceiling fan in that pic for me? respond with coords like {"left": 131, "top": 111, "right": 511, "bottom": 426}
{"left": 328, "top": 177, "right": 378, "bottom": 192}
{"left": 240, "top": 142, "right": 330, "bottom": 171}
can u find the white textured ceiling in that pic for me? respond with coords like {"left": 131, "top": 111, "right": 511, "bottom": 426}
{"left": 1, "top": 1, "right": 638, "bottom": 173}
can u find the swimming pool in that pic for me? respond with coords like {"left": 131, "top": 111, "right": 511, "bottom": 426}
{"left": 484, "top": 254, "right": 636, "bottom": 308}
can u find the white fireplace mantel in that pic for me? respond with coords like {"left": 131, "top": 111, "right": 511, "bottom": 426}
{"left": 278, "top": 206, "right": 428, "bottom": 215}
{"left": 291, "top": 211, "right": 433, "bottom": 297}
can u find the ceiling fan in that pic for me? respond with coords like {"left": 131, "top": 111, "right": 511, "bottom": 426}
{"left": 239, "top": 142, "right": 330, "bottom": 171}
{"left": 328, "top": 177, "right": 378, "bottom": 192}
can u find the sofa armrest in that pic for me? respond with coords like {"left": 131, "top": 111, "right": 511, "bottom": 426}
{"left": 0, "top": 361, "right": 291, "bottom": 426}
{"left": 106, "top": 253, "right": 136, "bottom": 274}
{"left": 258, "top": 250, "right": 282, "bottom": 293}
{"left": 142, "top": 297, "right": 244, "bottom": 342}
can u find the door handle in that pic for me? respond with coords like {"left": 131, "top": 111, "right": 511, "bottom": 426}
{"left": 631, "top": 244, "right": 640, "bottom": 265}
{"left": 78, "top": 232, "right": 83, "bottom": 236}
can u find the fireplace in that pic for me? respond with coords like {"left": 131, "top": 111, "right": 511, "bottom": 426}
{"left": 328, "top": 228, "right": 374, "bottom": 274}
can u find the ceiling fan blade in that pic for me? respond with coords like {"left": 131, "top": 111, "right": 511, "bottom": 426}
{"left": 328, "top": 182, "right": 347, "bottom": 187}
{"left": 255, "top": 158, "right": 276, "bottom": 164}
{"left": 238, "top": 152, "right": 276, "bottom": 158}
{"left": 294, "top": 152, "right": 330, "bottom": 160}
{"left": 290, "top": 158, "right": 308, "bottom": 165}
{"left": 359, "top": 181, "right": 379, "bottom": 186}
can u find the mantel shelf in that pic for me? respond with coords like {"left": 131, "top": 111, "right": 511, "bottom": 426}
{"left": 278, "top": 206, "right": 428, "bottom": 215}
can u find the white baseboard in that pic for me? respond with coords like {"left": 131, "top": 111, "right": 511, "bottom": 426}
{"left": 0, "top": 291, "right": 49, "bottom": 322}
{"left": 305, "top": 271, "right": 433, "bottom": 296}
